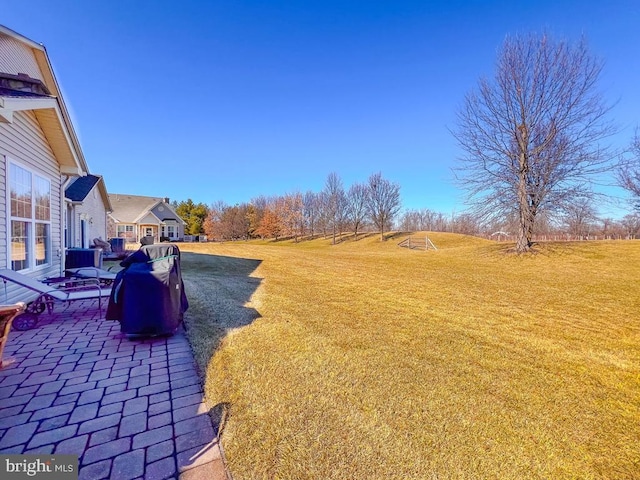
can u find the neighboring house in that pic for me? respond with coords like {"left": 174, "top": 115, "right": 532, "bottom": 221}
{"left": 64, "top": 174, "right": 112, "bottom": 248}
{"left": 108, "top": 194, "right": 185, "bottom": 244}
{"left": 0, "top": 25, "right": 99, "bottom": 303}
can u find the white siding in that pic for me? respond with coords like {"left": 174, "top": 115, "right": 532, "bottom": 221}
{"left": 0, "top": 110, "right": 63, "bottom": 304}
{"left": 0, "top": 33, "right": 43, "bottom": 80}
{"left": 73, "top": 187, "right": 108, "bottom": 246}
{"left": 138, "top": 213, "right": 159, "bottom": 225}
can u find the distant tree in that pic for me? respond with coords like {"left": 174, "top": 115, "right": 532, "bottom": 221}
{"left": 303, "top": 191, "right": 320, "bottom": 238}
{"left": 203, "top": 201, "right": 227, "bottom": 240}
{"left": 280, "top": 193, "right": 304, "bottom": 242}
{"left": 245, "top": 204, "right": 259, "bottom": 238}
{"left": 450, "top": 213, "right": 482, "bottom": 235}
{"left": 561, "top": 197, "right": 599, "bottom": 238}
{"left": 176, "top": 199, "right": 208, "bottom": 235}
{"left": 454, "top": 33, "right": 614, "bottom": 253}
{"left": 347, "top": 182, "right": 368, "bottom": 240}
{"left": 617, "top": 130, "right": 640, "bottom": 209}
{"left": 323, "top": 173, "right": 348, "bottom": 244}
{"left": 366, "top": 172, "right": 401, "bottom": 241}
{"left": 434, "top": 212, "right": 450, "bottom": 232}
{"left": 317, "top": 191, "right": 330, "bottom": 238}
{"left": 222, "top": 204, "right": 251, "bottom": 240}
{"left": 600, "top": 217, "right": 616, "bottom": 239}
{"left": 399, "top": 208, "right": 442, "bottom": 232}
{"left": 399, "top": 210, "right": 415, "bottom": 232}
{"left": 248, "top": 195, "right": 269, "bottom": 235}
{"left": 620, "top": 213, "right": 640, "bottom": 238}
{"left": 255, "top": 206, "right": 282, "bottom": 240}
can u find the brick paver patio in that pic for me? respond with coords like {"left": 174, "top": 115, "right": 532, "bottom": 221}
{"left": 0, "top": 299, "right": 228, "bottom": 480}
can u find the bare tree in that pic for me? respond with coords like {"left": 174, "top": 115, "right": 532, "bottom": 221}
{"left": 620, "top": 213, "right": 640, "bottom": 238}
{"left": 454, "top": 33, "right": 614, "bottom": 253}
{"left": 280, "top": 193, "right": 304, "bottom": 242}
{"left": 203, "top": 200, "right": 227, "bottom": 241}
{"left": 366, "top": 172, "right": 401, "bottom": 241}
{"left": 561, "top": 196, "right": 599, "bottom": 238}
{"left": 303, "top": 191, "right": 319, "bottom": 238}
{"left": 323, "top": 172, "right": 348, "bottom": 244}
{"left": 346, "top": 182, "right": 368, "bottom": 240}
{"left": 402, "top": 210, "right": 450, "bottom": 233}
{"left": 617, "top": 130, "right": 640, "bottom": 209}
{"left": 450, "top": 213, "right": 482, "bottom": 235}
{"left": 399, "top": 210, "right": 419, "bottom": 231}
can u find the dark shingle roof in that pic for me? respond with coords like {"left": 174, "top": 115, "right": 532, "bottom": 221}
{"left": 65, "top": 175, "right": 101, "bottom": 202}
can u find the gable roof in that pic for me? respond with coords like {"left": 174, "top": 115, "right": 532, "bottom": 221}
{"left": 65, "top": 174, "right": 113, "bottom": 211}
{"left": 108, "top": 193, "right": 185, "bottom": 225}
{"left": 0, "top": 24, "right": 88, "bottom": 176}
{"left": 66, "top": 174, "right": 100, "bottom": 201}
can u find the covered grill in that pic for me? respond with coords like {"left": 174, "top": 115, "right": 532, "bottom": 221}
{"left": 106, "top": 244, "right": 188, "bottom": 336}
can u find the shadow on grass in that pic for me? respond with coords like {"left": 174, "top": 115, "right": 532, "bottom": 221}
{"left": 180, "top": 251, "right": 263, "bottom": 379}
{"left": 382, "top": 231, "right": 411, "bottom": 241}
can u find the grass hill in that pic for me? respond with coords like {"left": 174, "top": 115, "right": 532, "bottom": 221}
{"left": 179, "top": 234, "right": 640, "bottom": 479}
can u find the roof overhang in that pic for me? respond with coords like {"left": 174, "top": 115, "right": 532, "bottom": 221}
{"left": 134, "top": 211, "right": 163, "bottom": 224}
{"left": 0, "top": 95, "right": 84, "bottom": 176}
{"left": 95, "top": 176, "right": 113, "bottom": 211}
{"left": 0, "top": 25, "right": 89, "bottom": 177}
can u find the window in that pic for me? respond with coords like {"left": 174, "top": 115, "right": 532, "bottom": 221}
{"left": 116, "top": 225, "right": 135, "bottom": 239}
{"left": 9, "top": 162, "right": 51, "bottom": 271}
{"left": 161, "top": 225, "right": 176, "bottom": 238}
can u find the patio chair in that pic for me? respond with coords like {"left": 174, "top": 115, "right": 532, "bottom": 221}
{"left": 0, "top": 302, "right": 26, "bottom": 367}
{"left": 65, "top": 266, "right": 117, "bottom": 286}
{"left": 105, "top": 238, "right": 128, "bottom": 260}
{"left": 0, "top": 269, "right": 111, "bottom": 330}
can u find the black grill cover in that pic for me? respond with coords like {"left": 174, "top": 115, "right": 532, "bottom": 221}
{"left": 106, "top": 244, "right": 188, "bottom": 335}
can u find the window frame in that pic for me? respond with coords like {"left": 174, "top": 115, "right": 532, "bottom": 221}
{"left": 7, "top": 159, "right": 52, "bottom": 272}
{"left": 164, "top": 225, "right": 176, "bottom": 238}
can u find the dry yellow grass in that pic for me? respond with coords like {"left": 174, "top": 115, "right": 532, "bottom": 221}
{"left": 179, "top": 233, "right": 640, "bottom": 479}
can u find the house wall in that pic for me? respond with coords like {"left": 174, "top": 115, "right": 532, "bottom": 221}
{"left": 72, "top": 186, "right": 108, "bottom": 247}
{"left": 137, "top": 212, "right": 159, "bottom": 241}
{"left": 150, "top": 202, "right": 185, "bottom": 239}
{"left": 0, "top": 110, "right": 63, "bottom": 303}
{"left": 106, "top": 215, "right": 116, "bottom": 239}
{"left": 0, "top": 33, "right": 43, "bottom": 80}
{"left": 138, "top": 212, "right": 158, "bottom": 225}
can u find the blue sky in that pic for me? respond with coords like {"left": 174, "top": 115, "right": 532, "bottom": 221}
{"left": 2, "top": 0, "right": 639, "bottom": 217}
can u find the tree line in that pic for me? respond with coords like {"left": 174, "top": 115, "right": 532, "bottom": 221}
{"left": 398, "top": 207, "right": 640, "bottom": 240}
{"left": 174, "top": 186, "right": 640, "bottom": 244}
{"left": 198, "top": 172, "right": 401, "bottom": 242}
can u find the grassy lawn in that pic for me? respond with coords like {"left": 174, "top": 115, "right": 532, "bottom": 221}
{"left": 178, "top": 233, "right": 640, "bottom": 479}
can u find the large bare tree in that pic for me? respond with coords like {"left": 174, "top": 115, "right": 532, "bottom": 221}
{"left": 454, "top": 34, "right": 614, "bottom": 252}
{"left": 366, "top": 172, "right": 401, "bottom": 241}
